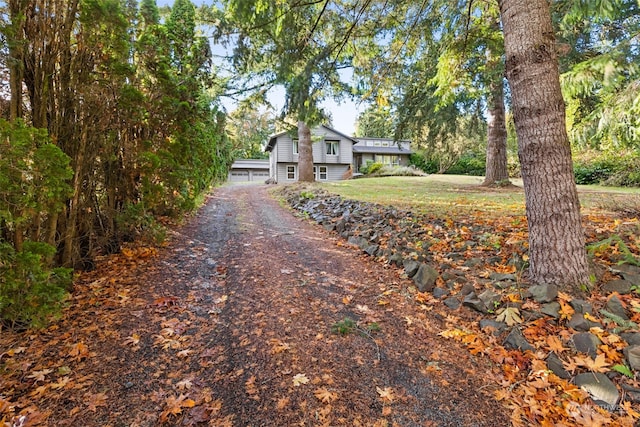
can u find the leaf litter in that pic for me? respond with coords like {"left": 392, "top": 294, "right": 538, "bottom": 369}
{"left": 3, "top": 184, "right": 637, "bottom": 426}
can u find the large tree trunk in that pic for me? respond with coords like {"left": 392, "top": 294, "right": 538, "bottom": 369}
{"left": 499, "top": 0, "right": 589, "bottom": 290}
{"left": 482, "top": 77, "right": 509, "bottom": 186}
{"left": 297, "top": 120, "right": 315, "bottom": 182}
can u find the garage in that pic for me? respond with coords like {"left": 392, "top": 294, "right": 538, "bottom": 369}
{"left": 227, "top": 159, "right": 271, "bottom": 183}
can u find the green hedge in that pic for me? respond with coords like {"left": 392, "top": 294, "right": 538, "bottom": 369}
{"left": 573, "top": 152, "right": 640, "bottom": 187}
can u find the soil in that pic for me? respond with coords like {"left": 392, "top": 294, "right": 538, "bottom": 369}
{"left": 0, "top": 184, "right": 509, "bottom": 426}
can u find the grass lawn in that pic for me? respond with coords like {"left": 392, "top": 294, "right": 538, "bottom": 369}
{"left": 320, "top": 175, "right": 640, "bottom": 218}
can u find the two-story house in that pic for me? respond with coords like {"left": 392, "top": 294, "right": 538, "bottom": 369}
{"left": 265, "top": 125, "right": 357, "bottom": 182}
{"left": 243, "top": 124, "right": 413, "bottom": 183}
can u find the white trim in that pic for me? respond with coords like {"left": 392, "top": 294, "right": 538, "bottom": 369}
{"left": 286, "top": 165, "right": 296, "bottom": 180}
{"left": 325, "top": 140, "right": 339, "bottom": 156}
{"left": 318, "top": 165, "right": 328, "bottom": 181}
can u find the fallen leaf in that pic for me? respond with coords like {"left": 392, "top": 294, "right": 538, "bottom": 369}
{"left": 496, "top": 307, "right": 523, "bottom": 326}
{"left": 292, "top": 373, "right": 309, "bottom": 387}
{"left": 123, "top": 333, "right": 140, "bottom": 346}
{"left": 545, "top": 335, "right": 567, "bottom": 353}
{"left": 376, "top": 386, "right": 394, "bottom": 403}
{"left": 27, "top": 368, "right": 53, "bottom": 383}
{"left": 85, "top": 392, "right": 108, "bottom": 412}
{"left": 160, "top": 394, "right": 196, "bottom": 422}
{"left": 69, "top": 342, "right": 89, "bottom": 360}
{"left": 276, "top": 396, "right": 290, "bottom": 410}
{"left": 314, "top": 387, "right": 338, "bottom": 404}
{"left": 176, "top": 379, "right": 193, "bottom": 390}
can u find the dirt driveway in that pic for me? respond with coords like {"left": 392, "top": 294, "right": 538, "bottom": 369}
{"left": 0, "top": 184, "right": 508, "bottom": 426}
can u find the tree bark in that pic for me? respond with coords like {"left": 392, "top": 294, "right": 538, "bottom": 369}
{"left": 482, "top": 76, "right": 509, "bottom": 186}
{"left": 499, "top": 0, "right": 589, "bottom": 289}
{"left": 297, "top": 120, "right": 315, "bottom": 182}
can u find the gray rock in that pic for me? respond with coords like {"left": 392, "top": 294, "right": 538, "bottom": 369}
{"left": 388, "top": 253, "right": 403, "bottom": 267}
{"left": 605, "top": 295, "right": 629, "bottom": 320}
{"left": 403, "top": 260, "right": 421, "bottom": 278}
{"left": 441, "top": 271, "right": 459, "bottom": 281}
{"left": 610, "top": 263, "right": 640, "bottom": 280}
{"left": 486, "top": 256, "right": 502, "bottom": 266}
{"left": 568, "top": 313, "right": 600, "bottom": 331}
{"left": 572, "top": 332, "right": 601, "bottom": 358}
{"left": 413, "top": 263, "right": 439, "bottom": 292}
{"left": 432, "top": 287, "right": 448, "bottom": 299}
{"left": 462, "top": 292, "right": 487, "bottom": 313}
{"left": 347, "top": 236, "right": 361, "bottom": 247}
{"left": 443, "top": 297, "right": 461, "bottom": 310}
{"left": 503, "top": 327, "right": 534, "bottom": 352}
{"left": 624, "top": 345, "right": 640, "bottom": 371}
{"left": 365, "top": 244, "right": 379, "bottom": 256}
{"left": 569, "top": 299, "right": 593, "bottom": 315}
{"left": 445, "top": 252, "right": 465, "bottom": 261}
{"left": 478, "top": 289, "right": 501, "bottom": 312}
{"left": 541, "top": 302, "right": 561, "bottom": 318}
{"left": 621, "top": 333, "right": 640, "bottom": 346}
{"left": 574, "top": 373, "right": 619, "bottom": 410}
{"left": 491, "top": 281, "right": 513, "bottom": 290}
{"left": 528, "top": 283, "right": 558, "bottom": 303}
{"left": 458, "top": 283, "right": 476, "bottom": 296}
{"left": 463, "top": 257, "right": 482, "bottom": 267}
{"left": 489, "top": 272, "right": 516, "bottom": 282}
{"left": 323, "top": 222, "right": 336, "bottom": 231}
{"left": 602, "top": 279, "right": 634, "bottom": 295}
{"left": 479, "top": 319, "right": 507, "bottom": 335}
{"left": 546, "top": 352, "right": 571, "bottom": 380}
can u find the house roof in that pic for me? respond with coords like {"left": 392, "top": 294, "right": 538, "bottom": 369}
{"left": 351, "top": 145, "right": 412, "bottom": 155}
{"left": 230, "top": 159, "right": 270, "bottom": 170}
{"left": 265, "top": 124, "right": 359, "bottom": 152}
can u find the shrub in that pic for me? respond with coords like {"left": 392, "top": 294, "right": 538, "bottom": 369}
{"left": 445, "top": 154, "right": 486, "bottom": 176}
{"left": 116, "top": 202, "right": 167, "bottom": 246}
{"left": 573, "top": 151, "right": 640, "bottom": 187}
{"left": 409, "top": 153, "right": 438, "bottom": 174}
{"left": 376, "top": 165, "right": 427, "bottom": 177}
{"left": 0, "top": 241, "right": 72, "bottom": 329}
{"left": 360, "top": 161, "right": 384, "bottom": 175}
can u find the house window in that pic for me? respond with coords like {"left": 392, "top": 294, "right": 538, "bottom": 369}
{"left": 374, "top": 141, "right": 382, "bottom": 147}
{"left": 381, "top": 141, "right": 390, "bottom": 147}
{"left": 325, "top": 140, "right": 339, "bottom": 155}
{"left": 292, "top": 139, "right": 298, "bottom": 154}
{"left": 375, "top": 155, "right": 399, "bottom": 165}
{"left": 319, "top": 166, "right": 328, "bottom": 180}
{"left": 286, "top": 165, "right": 296, "bottom": 180}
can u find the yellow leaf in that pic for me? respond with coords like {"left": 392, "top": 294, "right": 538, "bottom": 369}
{"left": 438, "top": 328, "right": 468, "bottom": 339}
{"left": 292, "top": 373, "right": 309, "bottom": 387}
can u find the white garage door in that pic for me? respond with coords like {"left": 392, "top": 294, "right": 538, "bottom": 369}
{"left": 253, "top": 171, "right": 270, "bottom": 180}
{"left": 229, "top": 171, "right": 249, "bottom": 182}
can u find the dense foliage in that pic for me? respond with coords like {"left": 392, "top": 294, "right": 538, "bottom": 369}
{"left": 0, "top": 0, "right": 232, "bottom": 327}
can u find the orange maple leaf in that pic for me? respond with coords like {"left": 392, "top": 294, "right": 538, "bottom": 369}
{"left": 69, "top": 342, "right": 89, "bottom": 360}
{"left": 160, "top": 394, "right": 196, "bottom": 422}
{"left": 314, "top": 388, "right": 338, "bottom": 404}
{"left": 545, "top": 336, "right": 568, "bottom": 353}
